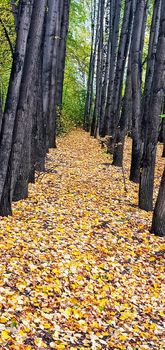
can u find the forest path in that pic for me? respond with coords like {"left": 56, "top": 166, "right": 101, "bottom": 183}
{"left": 0, "top": 129, "right": 164, "bottom": 349}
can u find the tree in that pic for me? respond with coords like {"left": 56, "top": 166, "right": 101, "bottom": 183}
{"left": 109, "top": 0, "right": 132, "bottom": 154}
{"left": 91, "top": 0, "right": 105, "bottom": 137}
{"left": 139, "top": 0, "right": 165, "bottom": 211}
{"left": 151, "top": 167, "right": 165, "bottom": 236}
{"left": 130, "top": 0, "right": 147, "bottom": 183}
{"left": 0, "top": 0, "right": 47, "bottom": 216}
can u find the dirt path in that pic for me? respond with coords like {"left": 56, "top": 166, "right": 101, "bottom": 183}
{"left": 0, "top": 129, "right": 164, "bottom": 349}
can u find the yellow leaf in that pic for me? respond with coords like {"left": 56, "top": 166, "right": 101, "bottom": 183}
{"left": 1, "top": 330, "right": 11, "bottom": 340}
{"left": 0, "top": 317, "right": 8, "bottom": 324}
{"left": 119, "top": 334, "right": 127, "bottom": 341}
{"left": 19, "top": 329, "right": 26, "bottom": 336}
{"left": 43, "top": 323, "right": 51, "bottom": 329}
{"left": 64, "top": 307, "right": 72, "bottom": 317}
{"left": 120, "top": 311, "right": 135, "bottom": 320}
{"left": 159, "top": 311, "right": 164, "bottom": 317}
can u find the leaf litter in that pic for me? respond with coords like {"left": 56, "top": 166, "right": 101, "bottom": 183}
{"left": 0, "top": 129, "right": 164, "bottom": 350}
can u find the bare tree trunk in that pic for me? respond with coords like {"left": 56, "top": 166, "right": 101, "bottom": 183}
{"left": 130, "top": 0, "right": 146, "bottom": 183}
{"left": 84, "top": 0, "right": 96, "bottom": 132}
{"left": 0, "top": 0, "right": 47, "bottom": 216}
{"left": 53, "top": 0, "right": 70, "bottom": 142}
{"left": 109, "top": 0, "right": 132, "bottom": 154}
{"left": 139, "top": 0, "right": 165, "bottom": 211}
{"left": 48, "top": 0, "right": 64, "bottom": 149}
{"left": 151, "top": 167, "right": 165, "bottom": 236}
{"left": 99, "top": 0, "right": 112, "bottom": 137}
{"left": 42, "top": 0, "right": 60, "bottom": 150}
{"left": 112, "top": 54, "right": 132, "bottom": 166}
{"left": 141, "top": 0, "right": 161, "bottom": 142}
{"left": 0, "top": 0, "right": 33, "bottom": 205}
{"left": 104, "top": 0, "right": 122, "bottom": 139}
{"left": 91, "top": 0, "right": 105, "bottom": 137}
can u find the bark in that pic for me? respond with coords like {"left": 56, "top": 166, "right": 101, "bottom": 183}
{"left": 141, "top": 0, "right": 161, "bottom": 142}
{"left": 48, "top": 0, "right": 64, "bottom": 149}
{"left": 13, "top": 44, "right": 45, "bottom": 201}
{"left": 84, "top": 0, "right": 96, "bottom": 132}
{"left": 104, "top": 0, "right": 122, "bottom": 137}
{"left": 0, "top": 0, "right": 47, "bottom": 216}
{"left": 109, "top": 0, "right": 132, "bottom": 154}
{"left": 42, "top": 0, "right": 60, "bottom": 150}
{"left": 0, "top": 0, "right": 33, "bottom": 209}
{"left": 99, "top": 0, "right": 112, "bottom": 137}
{"left": 91, "top": 0, "right": 105, "bottom": 137}
{"left": 151, "top": 167, "right": 165, "bottom": 236}
{"left": 112, "top": 54, "right": 132, "bottom": 166}
{"left": 86, "top": 0, "right": 100, "bottom": 134}
{"left": 13, "top": 94, "right": 32, "bottom": 201}
{"left": 130, "top": 0, "right": 145, "bottom": 183}
{"left": 56, "top": 0, "right": 70, "bottom": 109}
{"left": 139, "top": 0, "right": 165, "bottom": 211}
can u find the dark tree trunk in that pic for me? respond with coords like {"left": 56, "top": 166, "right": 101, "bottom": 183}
{"left": 13, "top": 41, "right": 45, "bottom": 200}
{"left": 151, "top": 167, "right": 165, "bottom": 236}
{"left": 139, "top": 0, "right": 165, "bottom": 211}
{"left": 29, "top": 55, "right": 46, "bottom": 184}
{"left": 48, "top": 0, "right": 64, "bottom": 149}
{"left": 84, "top": 0, "right": 96, "bottom": 132}
{"left": 91, "top": 0, "right": 105, "bottom": 138}
{"left": 42, "top": 0, "right": 61, "bottom": 150}
{"left": 99, "top": 0, "right": 112, "bottom": 137}
{"left": 112, "top": 54, "right": 132, "bottom": 166}
{"left": 0, "top": 0, "right": 47, "bottom": 216}
{"left": 56, "top": 0, "right": 70, "bottom": 109}
{"left": 112, "top": 0, "right": 137, "bottom": 167}
{"left": 130, "top": 0, "right": 146, "bottom": 183}
{"left": 104, "top": 0, "right": 122, "bottom": 138}
{"left": 141, "top": 0, "right": 161, "bottom": 142}
{"left": 109, "top": 0, "right": 132, "bottom": 154}
{"left": 0, "top": 0, "right": 33, "bottom": 205}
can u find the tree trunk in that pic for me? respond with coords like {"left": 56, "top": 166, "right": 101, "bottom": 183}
{"left": 0, "top": 0, "right": 33, "bottom": 204}
{"left": 91, "top": 0, "right": 105, "bottom": 138}
{"left": 0, "top": 0, "right": 47, "bottom": 216}
{"left": 130, "top": 0, "right": 145, "bottom": 183}
{"left": 112, "top": 54, "right": 132, "bottom": 166}
{"left": 139, "top": 0, "right": 165, "bottom": 211}
{"left": 42, "top": 0, "right": 61, "bottom": 150}
{"left": 151, "top": 167, "right": 165, "bottom": 236}
{"left": 54, "top": 0, "right": 70, "bottom": 137}
{"left": 84, "top": 0, "right": 96, "bottom": 132}
{"left": 109, "top": 0, "right": 132, "bottom": 154}
{"left": 99, "top": 0, "right": 112, "bottom": 137}
{"left": 141, "top": 0, "right": 161, "bottom": 142}
{"left": 104, "top": 0, "right": 122, "bottom": 139}
{"left": 48, "top": 0, "right": 64, "bottom": 149}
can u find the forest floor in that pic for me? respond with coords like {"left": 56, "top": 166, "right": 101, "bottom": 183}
{"left": 0, "top": 129, "right": 164, "bottom": 350}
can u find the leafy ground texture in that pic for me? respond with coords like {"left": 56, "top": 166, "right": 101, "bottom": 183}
{"left": 0, "top": 129, "right": 164, "bottom": 350}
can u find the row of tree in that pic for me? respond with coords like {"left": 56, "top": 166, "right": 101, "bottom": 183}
{"left": 84, "top": 0, "right": 165, "bottom": 236}
{"left": 0, "top": 0, "right": 70, "bottom": 216}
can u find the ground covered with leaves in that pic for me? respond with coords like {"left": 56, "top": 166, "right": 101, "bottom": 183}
{"left": 0, "top": 129, "right": 164, "bottom": 350}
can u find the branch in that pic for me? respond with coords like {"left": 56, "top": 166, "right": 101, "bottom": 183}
{"left": 0, "top": 17, "right": 14, "bottom": 57}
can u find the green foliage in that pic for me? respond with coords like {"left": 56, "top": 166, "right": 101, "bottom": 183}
{"left": 62, "top": 0, "right": 91, "bottom": 130}
{"left": 0, "top": 0, "right": 15, "bottom": 103}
